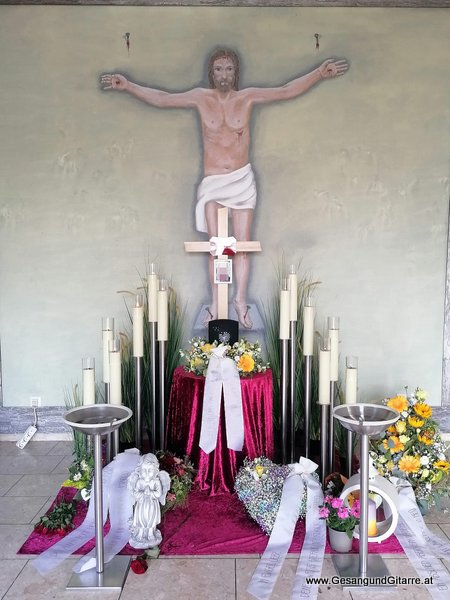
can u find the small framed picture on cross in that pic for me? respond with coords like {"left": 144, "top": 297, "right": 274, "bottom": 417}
{"left": 214, "top": 259, "right": 232, "bottom": 284}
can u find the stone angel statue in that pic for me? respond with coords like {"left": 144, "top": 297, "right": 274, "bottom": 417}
{"left": 127, "top": 453, "right": 171, "bottom": 549}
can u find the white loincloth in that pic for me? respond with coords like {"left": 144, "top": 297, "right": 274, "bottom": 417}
{"left": 195, "top": 163, "right": 257, "bottom": 233}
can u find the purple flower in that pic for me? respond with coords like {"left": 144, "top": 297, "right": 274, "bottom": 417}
{"left": 318, "top": 507, "right": 330, "bottom": 519}
{"left": 337, "top": 507, "right": 349, "bottom": 519}
{"left": 350, "top": 501, "right": 360, "bottom": 518}
{"left": 331, "top": 497, "right": 344, "bottom": 509}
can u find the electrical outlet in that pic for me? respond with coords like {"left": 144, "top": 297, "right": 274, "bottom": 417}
{"left": 30, "top": 396, "right": 41, "bottom": 408}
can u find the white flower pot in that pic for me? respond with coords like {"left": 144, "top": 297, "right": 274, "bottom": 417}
{"left": 328, "top": 527, "right": 353, "bottom": 553}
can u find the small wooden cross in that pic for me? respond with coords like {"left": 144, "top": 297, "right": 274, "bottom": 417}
{"left": 184, "top": 207, "right": 262, "bottom": 319}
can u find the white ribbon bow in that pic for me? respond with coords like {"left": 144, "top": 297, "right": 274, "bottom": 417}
{"left": 209, "top": 236, "right": 237, "bottom": 257}
{"left": 247, "top": 457, "right": 326, "bottom": 600}
{"left": 199, "top": 345, "right": 244, "bottom": 454}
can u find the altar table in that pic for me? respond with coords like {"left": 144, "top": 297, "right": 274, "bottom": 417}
{"left": 166, "top": 366, "right": 274, "bottom": 495}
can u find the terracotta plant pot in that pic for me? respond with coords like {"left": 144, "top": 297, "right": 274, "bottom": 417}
{"left": 328, "top": 527, "right": 353, "bottom": 553}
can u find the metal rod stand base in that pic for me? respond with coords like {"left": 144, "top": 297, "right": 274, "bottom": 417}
{"left": 332, "top": 555, "right": 396, "bottom": 590}
{"left": 66, "top": 555, "right": 131, "bottom": 590}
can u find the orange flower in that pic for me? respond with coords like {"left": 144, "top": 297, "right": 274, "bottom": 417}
{"left": 238, "top": 354, "right": 255, "bottom": 373}
{"left": 408, "top": 415, "right": 425, "bottom": 428}
{"left": 387, "top": 425, "right": 397, "bottom": 435}
{"left": 383, "top": 436, "right": 404, "bottom": 454}
{"left": 398, "top": 455, "right": 421, "bottom": 474}
{"left": 433, "top": 460, "right": 450, "bottom": 472}
{"left": 414, "top": 402, "right": 433, "bottom": 419}
{"left": 387, "top": 395, "right": 408, "bottom": 413}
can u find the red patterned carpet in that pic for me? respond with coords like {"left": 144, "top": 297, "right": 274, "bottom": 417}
{"left": 18, "top": 486, "right": 404, "bottom": 556}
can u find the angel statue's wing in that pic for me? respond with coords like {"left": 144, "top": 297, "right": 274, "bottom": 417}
{"left": 158, "top": 470, "right": 172, "bottom": 506}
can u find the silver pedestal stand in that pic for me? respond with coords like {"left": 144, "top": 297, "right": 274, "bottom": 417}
{"left": 280, "top": 338, "right": 289, "bottom": 465}
{"left": 63, "top": 404, "right": 133, "bottom": 591}
{"left": 332, "top": 404, "right": 399, "bottom": 587}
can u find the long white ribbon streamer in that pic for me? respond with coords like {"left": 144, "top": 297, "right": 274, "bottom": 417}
{"left": 33, "top": 450, "right": 139, "bottom": 575}
{"left": 73, "top": 451, "right": 140, "bottom": 573}
{"left": 199, "top": 346, "right": 244, "bottom": 454}
{"left": 247, "top": 458, "right": 325, "bottom": 600}
{"left": 393, "top": 479, "right": 450, "bottom": 598}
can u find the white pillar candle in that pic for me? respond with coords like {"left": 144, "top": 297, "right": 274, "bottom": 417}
{"left": 288, "top": 265, "right": 298, "bottom": 322}
{"left": 133, "top": 294, "right": 144, "bottom": 357}
{"left": 82, "top": 357, "right": 95, "bottom": 405}
{"left": 102, "top": 317, "right": 114, "bottom": 384}
{"left": 328, "top": 316, "right": 340, "bottom": 382}
{"left": 157, "top": 279, "right": 168, "bottom": 342}
{"left": 148, "top": 263, "right": 158, "bottom": 323}
{"left": 368, "top": 497, "right": 377, "bottom": 536}
{"left": 318, "top": 343, "right": 331, "bottom": 405}
{"left": 302, "top": 297, "right": 315, "bottom": 357}
{"left": 279, "top": 280, "right": 290, "bottom": 340}
{"left": 345, "top": 356, "right": 358, "bottom": 404}
{"left": 109, "top": 338, "right": 122, "bottom": 405}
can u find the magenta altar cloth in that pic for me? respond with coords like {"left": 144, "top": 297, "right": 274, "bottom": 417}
{"left": 166, "top": 366, "right": 274, "bottom": 495}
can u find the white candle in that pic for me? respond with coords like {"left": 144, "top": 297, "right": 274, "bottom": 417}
{"left": 133, "top": 294, "right": 144, "bottom": 358}
{"left": 345, "top": 356, "right": 358, "bottom": 404}
{"left": 109, "top": 338, "right": 122, "bottom": 405}
{"left": 302, "top": 298, "right": 315, "bottom": 357}
{"left": 82, "top": 357, "right": 95, "bottom": 405}
{"left": 157, "top": 279, "right": 168, "bottom": 342}
{"left": 328, "top": 317, "right": 340, "bottom": 382}
{"left": 288, "top": 265, "right": 298, "bottom": 322}
{"left": 148, "top": 263, "right": 158, "bottom": 323}
{"left": 318, "top": 344, "right": 331, "bottom": 405}
{"left": 279, "top": 280, "right": 290, "bottom": 340}
{"left": 102, "top": 317, "right": 114, "bottom": 384}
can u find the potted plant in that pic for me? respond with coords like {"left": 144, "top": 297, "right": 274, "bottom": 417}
{"left": 319, "top": 495, "right": 360, "bottom": 553}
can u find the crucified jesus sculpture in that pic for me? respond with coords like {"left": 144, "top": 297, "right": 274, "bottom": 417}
{"left": 101, "top": 48, "right": 348, "bottom": 329}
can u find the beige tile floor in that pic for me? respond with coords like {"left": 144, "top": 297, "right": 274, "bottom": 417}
{"left": 1, "top": 440, "right": 449, "bottom": 599}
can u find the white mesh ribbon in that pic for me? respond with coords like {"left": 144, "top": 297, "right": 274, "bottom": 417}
{"left": 247, "top": 458, "right": 326, "bottom": 600}
{"left": 393, "top": 478, "right": 450, "bottom": 598}
{"left": 199, "top": 345, "right": 244, "bottom": 454}
{"left": 33, "top": 450, "right": 140, "bottom": 575}
{"left": 209, "top": 236, "right": 237, "bottom": 257}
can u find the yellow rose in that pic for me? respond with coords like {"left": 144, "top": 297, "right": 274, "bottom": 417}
{"left": 414, "top": 402, "right": 433, "bottom": 419}
{"left": 238, "top": 354, "right": 255, "bottom": 373}
{"left": 255, "top": 465, "right": 265, "bottom": 477}
{"left": 415, "top": 389, "right": 428, "bottom": 402}
{"left": 200, "top": 343, "right": 214, "bottom": 354}
{"left": 387, "top": 395, "right": 408, "bottom": 413}
{"left": 192, "top": 357, "right": 204, "bottom": 369}
{"left": 387, "top": 461, "right": 395, "bottom": 471}
{"left": 395, "top": 420, "right": 406, "bottom": 434}
{"left": 399, "top": 434, "right": 409, "bottom": 444}
{"left": 408, "top": 415, "right": 424, "bottom": 428}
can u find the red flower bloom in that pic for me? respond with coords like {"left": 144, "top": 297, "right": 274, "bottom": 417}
{"left": 130, "top": 555, "right": 148, "bottom": 574}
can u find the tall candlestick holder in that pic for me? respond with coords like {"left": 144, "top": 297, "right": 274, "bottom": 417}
{"left": 332, "top": 404, "right": 399, "bottom": 585}
{"left": 157, "top": 278, "right": 168, "bottom": 451}
{"left": 302, "top": 296, "right": 314, "bottom": 460}
{"left": 345, "top": 356, "right": 358, "bottom": 478}
{"left": 148, "top": 263, "right": 158, "bottom": 452}
{"left": 328, "top": 316, "right": 339, "bottom": 474}
{"left": 149, "top": 321, "right": 157, "bottom": 451}
{"left": 133, "top": 293, "right": 144, "bottom": 450}
{"left": 102, "top": 317, "right": 114, "bottom": 464}
{"left": 64, "top": 404, "right": 132, "bottom": 590}
{"left": 279, "top": 278, "right": 290, "bottom": 465}
{"left": 303, "top": 355, "right": 312, "bottom": 459}
{"left": 288, "top": 265, "right": 298, "bottom": 463}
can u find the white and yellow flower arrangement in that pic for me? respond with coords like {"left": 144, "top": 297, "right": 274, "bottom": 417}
{"left": 179, "top": 337, "right": 269, "bottom": 378}
{"left": 370, "top": 387, "right": 450, "bottom": 507}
